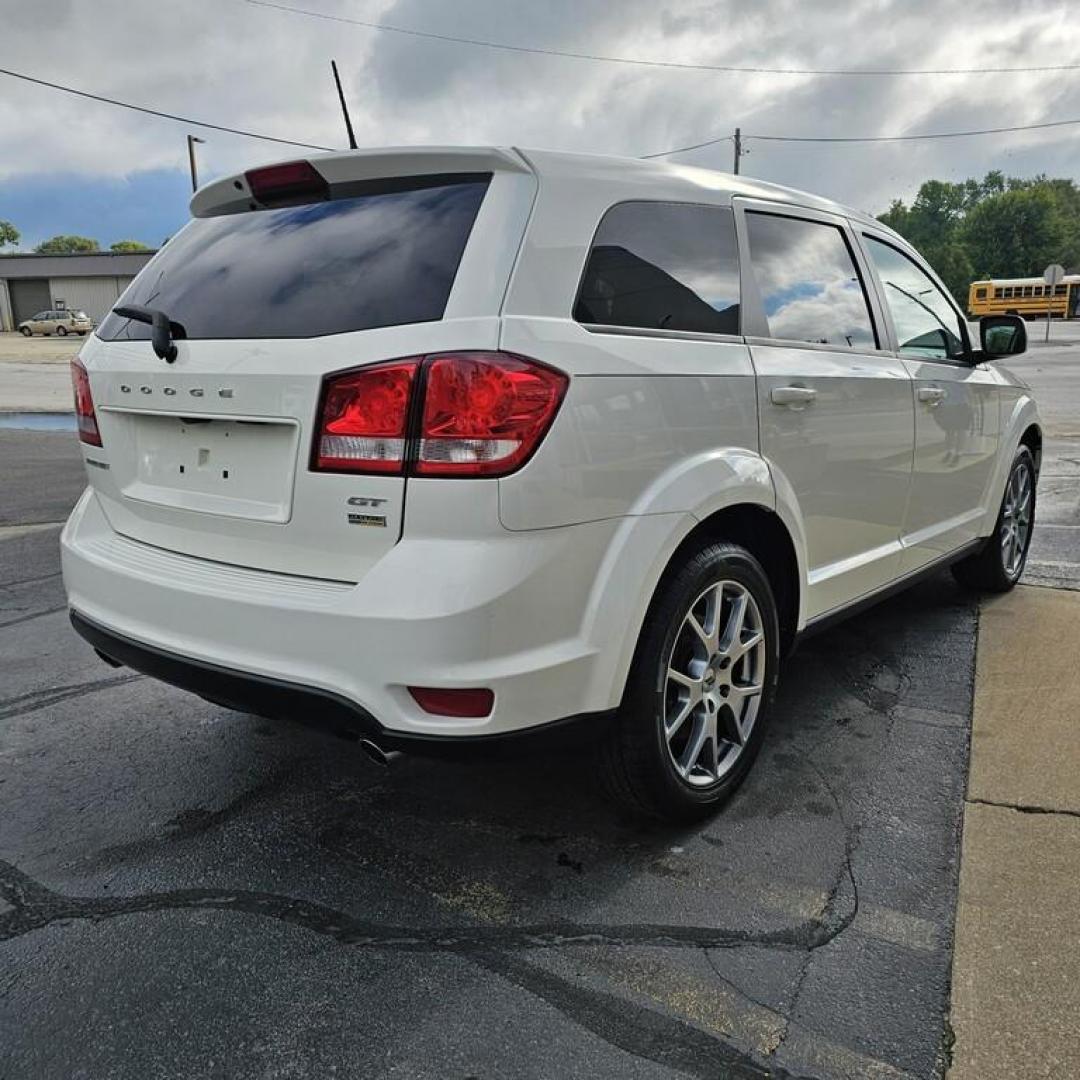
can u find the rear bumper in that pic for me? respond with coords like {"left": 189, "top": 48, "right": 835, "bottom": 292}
{"left": 71, "top": 609, "right": 611, "bottom": 753}
{"left": 61, "top": 487, "right": 625, "bottom": 741}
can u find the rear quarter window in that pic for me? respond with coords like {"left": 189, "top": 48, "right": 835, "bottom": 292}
{"left": 574, "top": 201, "right": 740, "bottom": 335}
{"left": 97, "top": 174, "right": 490, "bottom": 341}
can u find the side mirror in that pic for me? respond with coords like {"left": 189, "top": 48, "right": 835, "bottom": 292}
{"left": 979, "top": 314, "right": 1027, "bottom": 359}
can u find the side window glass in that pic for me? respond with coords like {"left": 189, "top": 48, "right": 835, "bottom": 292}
{"left": 575, "top": 202, "right": 740, "bottom": 335}
{"left": 865, "top": 236, "right": 967, "bottom": 360}
{"left": 745, "top": 212, "right": 876, "bottom": 348}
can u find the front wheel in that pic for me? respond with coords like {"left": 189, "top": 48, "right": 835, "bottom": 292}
{"left": 598, "top": 542, "right": 780, "bottom": 822}
{"left": 20, "top": 326, "right": 32, "bottom": 337}
{"left": 952, "top": 446, "right": 1036, "bottom": 592}
{"left": 57, "top": 325, "right": 68, "bottom": 336}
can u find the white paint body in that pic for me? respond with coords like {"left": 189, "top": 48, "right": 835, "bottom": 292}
{"left": 61, "top": 147, "right": 1041, "bottom": 739}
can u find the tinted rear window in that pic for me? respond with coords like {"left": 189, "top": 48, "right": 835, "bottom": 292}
{"left": 574, "top": 201, "right": 740, "bottom": 335}
{"left": 97, "top": 174, "right": 490, "bottom": 341}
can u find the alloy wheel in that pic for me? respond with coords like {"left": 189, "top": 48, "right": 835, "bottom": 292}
{"left": 663, "top": 579, "right": 767, "bottom": 787}
{"left": 1000, "top": 460, "right": 1033, "bottom": 579}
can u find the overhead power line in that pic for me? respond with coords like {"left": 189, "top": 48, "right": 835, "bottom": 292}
{"left": 0, "top": 65, "right": 336, "bottom": 152}
{"left": 5, "top": 60, "right": 1079, "bottom": 169}
{"left": 244, "top": 0, "right": 1080, "bottom": 77}
{"left": 645, "top": 116, "right": 1080, "bottom": 158}
{"left": 754, "top": 116, "right": 1080, "bottom": 143}
{"left": 642, "top": 135, "right": 733, "bottom": 159}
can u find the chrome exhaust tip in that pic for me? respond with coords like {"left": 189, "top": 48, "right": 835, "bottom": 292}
{"left": 359, "top": 738, "right": 400, "bottom": 767}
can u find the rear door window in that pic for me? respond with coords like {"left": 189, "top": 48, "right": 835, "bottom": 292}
{"left": 574, "top": 201, "right": 740, "bottom": 335}
{"left": 97, "top": 174, "right": 490, "bottom": 341}
{"left": 745, "top": 212, "right": 877, "bottom": 349}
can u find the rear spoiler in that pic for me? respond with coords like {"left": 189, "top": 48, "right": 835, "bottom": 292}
{"left": 190, "top": 145, "right": 534, "bottom": 218}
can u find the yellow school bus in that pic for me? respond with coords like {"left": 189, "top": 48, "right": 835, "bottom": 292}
{"left": 968, "top": 275, "right": 1080, "bottom": 320}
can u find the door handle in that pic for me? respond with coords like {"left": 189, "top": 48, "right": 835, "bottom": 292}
{"left": 771, "top": 386, "right": 817, "bottom": 408}
{"left": 918, "top": 385, "right": 946, "bottom": 406}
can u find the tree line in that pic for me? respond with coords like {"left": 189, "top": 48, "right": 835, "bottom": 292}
{"left": 0, "top": 222, "right": 150, "bottom": 254}
{"left": 878, "top": 171, "right": 1080, "bottom": 304}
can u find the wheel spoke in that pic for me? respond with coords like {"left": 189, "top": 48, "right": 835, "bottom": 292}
{"left": 718, "top": 590, "right": 749, "bottom": 655}
{"left": 665, "top": 695, "right": 697, "bottom": 740}
{"left": 667, "top": 667, "right": 699, "bottom": 692}
{"left": 730, "top": 682, "right": 764, "bottom": 702}
{"left": 717, "top": 701, "right": 745, "bottom": 746}
{"left": 678, "top": 716, "right": 710, "bottom": 777}
{"left": 732, "top": 629, "right": 764, "bottom": 660}
{"left": 686, "top": 613, "right": 712, "bottom": 652}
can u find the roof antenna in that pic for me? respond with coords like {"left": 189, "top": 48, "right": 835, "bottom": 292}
{"left": 331, "top": 60, "right": 358, "bottom": 150}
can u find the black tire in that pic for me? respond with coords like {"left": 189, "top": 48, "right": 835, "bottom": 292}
{"left": 20, "top": 326, "right": 32, "bottom": 337}
{"left": 598, "top": 542, "right": 780, "bottom": 822}
{"left": 57, "top": 325, "right": 67, "bottom": 336}
{"left": 952, "top": 446, "right": 1036, "bottom": 592}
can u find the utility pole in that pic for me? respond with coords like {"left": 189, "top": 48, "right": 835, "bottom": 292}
{"left": 331, "top": 60, "right": 358, "bottom": 150}
{"left": 733, "top": 127, "right": 742, "bottom": 175}
{"left": 186, "top": 135, "right": 205, "bottom": 193}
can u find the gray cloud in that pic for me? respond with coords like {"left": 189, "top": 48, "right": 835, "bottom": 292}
{"left": 1, "top": 0, "right": 1077, "bottom": 214}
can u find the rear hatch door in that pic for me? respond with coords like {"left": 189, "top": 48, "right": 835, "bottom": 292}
{"left": 80, "top": 151, "right": 532, "bottom": 581}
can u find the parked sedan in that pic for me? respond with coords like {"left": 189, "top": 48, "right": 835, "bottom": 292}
{"left": 19, "top": 309, "right": 93, "bottom": 336}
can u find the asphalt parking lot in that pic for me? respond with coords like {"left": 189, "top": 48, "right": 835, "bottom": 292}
{"left": 1, "top": 340, "right": 1077, "bottom": 1079}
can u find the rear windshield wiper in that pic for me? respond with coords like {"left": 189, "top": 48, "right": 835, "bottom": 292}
{"left": 112, "top": 304, "right": 186, "bottom": 364}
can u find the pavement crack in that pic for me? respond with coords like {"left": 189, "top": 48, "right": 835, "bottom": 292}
{"left": 0, "top": 674, "right": 142, "bottom": 721}
{"left": 770, "top": 756, "right": 862, "bottom": 1057}
{"left": 0, "top": 570, "right": 61, "bottom": 589}
{"left": 0, "top": 603, "right": 67, "bottom": 630}
{"left": 966, "top": 796, "right": 1080, "bottom": 821}
{"left": 0, "top": 857, "right": 860, "bottom": 956}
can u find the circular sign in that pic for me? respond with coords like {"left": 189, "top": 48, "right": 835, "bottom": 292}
{"left": 1044, "top": 263, "right": 1065, "bottom": 286}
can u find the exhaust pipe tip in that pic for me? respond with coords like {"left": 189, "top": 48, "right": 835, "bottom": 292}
{"left": 359, "top": 738, "right": 400, "bottom": 767}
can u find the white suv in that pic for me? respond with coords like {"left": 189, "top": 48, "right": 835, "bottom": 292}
{"left": 62, "top": 147, "right": 1040, "bottom": 820}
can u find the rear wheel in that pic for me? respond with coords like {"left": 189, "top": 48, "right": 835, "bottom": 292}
{"left": 952, "top": 446, "right": 1036, "bottom": 592}
{"left": 57, "top": 325, "right": 68, "bottom": 336}
{"left": 599, "top": 542, "right": 780, "bottom": 821}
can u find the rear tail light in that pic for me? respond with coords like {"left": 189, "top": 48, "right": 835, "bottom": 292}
{"left": 314, "top": 360, "right": 418, "bottom": 473}
{"left": 417, "top": 353, "right": 567, "bottom": 476}
{"left": 312, "top": 352, "right": 567, "bottom": 478}
{"left": 245, "top": 160, "right": 329, "bottom": 208}
{"left": 408, "top": 686, "right": 495, "bottom": 718}
{"left": 70, "top": 359, "right": 102, "bottom": 447}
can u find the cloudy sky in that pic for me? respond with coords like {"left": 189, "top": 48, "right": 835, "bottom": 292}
{"left": 2, "top": 0, "right": 1078, "bottom": 249}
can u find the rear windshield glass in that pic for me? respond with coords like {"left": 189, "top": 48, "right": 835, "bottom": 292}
{"left": 97, "top": 174, "right": 490, "bottom": 341}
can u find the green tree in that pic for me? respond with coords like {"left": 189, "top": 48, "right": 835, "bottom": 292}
{"left": 922, "top": 241, "right": 975, "bottom": 304}
{"left": 961, "top": 188, "right": 1066, "bottom": 279}
{"left": 109, "top": 239, "right": 150, "bottom": 252}
{"left": 0, "top": 220, "right": 19, "bottom": 250}
{"left": 879, "top": 171, "right": 1078, "bottom": 304}
{"left": 34, "top": 235, "right": 100, "bottom": 254}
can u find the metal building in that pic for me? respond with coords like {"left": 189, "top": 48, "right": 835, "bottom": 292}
{"left": 0, "top": 251, "right": 156, "bottom": 331}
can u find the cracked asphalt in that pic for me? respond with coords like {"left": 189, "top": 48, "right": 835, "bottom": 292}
{"left": 0, "top": 427, "right": 982, "bottom": 1080}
